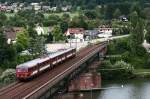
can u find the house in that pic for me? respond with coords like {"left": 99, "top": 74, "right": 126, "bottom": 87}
{"left": 35, "top": 26, "right": 45, "bottom": 35}
{"left": 6, "top": 6, "right": 13, "bottom": 12}
{"left": 84, "top": 30, "right": 99, "bottom": 40}
{"left": 30, "top": 3, "right": 41, "bottom": 11}
{"left": 19, "top": 3, "right": 24, "bottom": 8}
{"left": 65, "top": 28, "right": 85, "bottom": 42}
{"left": 3, "top": 27, "right": 24, "bottom": 44}
{"left": 119, "top": 15, "right": 128, "bottom": 22}
{"left": 96, "top": 25, "right": 113, "bottom": 38}
{"left": 0, "top": 5, "right": 7, "bottom": 12}
{"left": 30, "top": 3, "right": 39, "bottom": 6}
{"left": 143, "top": 40, "right": 150, "bottom": 53}
{"left": 61, "top": 5, "right": 71, "bottom": 11}
{"left": 49, "top": 7, "right": 57, "bottom": 12}
{"left": 34, "top": 5, "right": 41, "bottom": 11}
{"left": 23, "top": 6, "right": 32, "bottom": 10}
{"left": 42, "top": 6, "right": 50, "bottom": 11}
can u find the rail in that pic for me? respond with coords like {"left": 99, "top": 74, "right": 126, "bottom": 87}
{"left": 23, "top": 43, "right": 107, "bottom": 99}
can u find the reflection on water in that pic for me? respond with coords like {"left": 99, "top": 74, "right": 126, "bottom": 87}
{"left": 57, "top": 78, "right": 150, "bottom": 99}
{"left": 85, "top": 78, "right": 150, "bottom": 99}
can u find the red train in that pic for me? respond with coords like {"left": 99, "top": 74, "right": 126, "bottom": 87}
{"left": 16, "top": 47, "right": 76, "bottom": 80}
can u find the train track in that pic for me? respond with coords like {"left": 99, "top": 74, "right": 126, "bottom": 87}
{"left": 0, "top": 81, "right": 22, "bottom": 95}
{"left": 0, "top": 43, "right": 106, "bottom": 99}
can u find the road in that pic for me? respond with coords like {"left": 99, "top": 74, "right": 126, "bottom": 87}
{"left": 46, "top": 34, "right": 130, "bottom": 52}
{"left": 90, "top": 34, "right": 130, "bottom": 43}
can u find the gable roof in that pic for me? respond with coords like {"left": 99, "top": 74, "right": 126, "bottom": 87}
{"left": 65, "top": 28, "right": 85, "bottom": 35}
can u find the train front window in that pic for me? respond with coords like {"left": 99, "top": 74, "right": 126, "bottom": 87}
{"left": 17, "top": 67, "right": 28, "bottom": 72}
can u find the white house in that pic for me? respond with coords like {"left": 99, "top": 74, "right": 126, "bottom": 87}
{"left": 30, "top": 3, "right": 41, "bottom": 11}
{"left": 142, "top": 40, "right": 150, "bottom": 53}
{"left": 65, "top": 28, "right": 85, "bottom": 42}
{"left": 35, "top": 26, "right": 45, "bottom": 35}
{"left": 42, "top": 6, "right": 50, "bottom": 11}
{"left": 61, "top": 5, "right": 71, "bottom": 11}
{"left": 50, "top": 7, "right": 57, "bottom": 11}
{"left": 97, "top": 27, "right": 113, "bottom": 38}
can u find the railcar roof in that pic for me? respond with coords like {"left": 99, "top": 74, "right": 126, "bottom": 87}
{"left": 17, "top": 47, "right": 75, "bottom": 68}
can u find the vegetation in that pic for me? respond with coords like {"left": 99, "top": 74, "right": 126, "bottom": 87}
{"left": 99, "top": 2, "right": 150, "bottom": 79}
{"left": 16, "top": 30, "right": 30, "bottom": 52}
{"left": 107, "top": 37, "right": 150, "bottom": 69}
{"left": 98, "top": 60, "right": 134, "bottom": 80}
{"left": 0, "top": 0, "right": 149, "bottom": 73}
{"left": 0, "top": 69, "right": 16, "bottom": 85}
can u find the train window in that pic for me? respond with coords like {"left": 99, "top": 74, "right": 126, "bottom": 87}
{"left": 17, "top": 67, "right": 28, "bottom": 72}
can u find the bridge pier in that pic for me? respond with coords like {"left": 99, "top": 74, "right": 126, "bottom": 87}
{"left": 38, "top": 52, "right": 101, "bottom": 99}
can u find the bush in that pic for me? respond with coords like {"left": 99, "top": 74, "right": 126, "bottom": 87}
{"left": 17, "top": 55, "right": 33, "bottom": 65}
{"left": 114, "top": 61, "right": 134, "bottom": 72}
{"left": 107, "top": 37, "right": 130, "bottom": 55}
{"left": 0, "top": 69, "right": 16, "bottom": 84}
{"left": 99, "top": 60, "right": 134, "bottom": 80}
{"left": 100, "top": 60, "right": 112, "bottom": 69}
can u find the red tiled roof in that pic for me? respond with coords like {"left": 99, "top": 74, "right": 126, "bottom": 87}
{"left": 65, "top": 28, "right": 84, "bottom": 35}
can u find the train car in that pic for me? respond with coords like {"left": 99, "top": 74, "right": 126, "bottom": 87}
{"left": 16, "top": 47, "right": 76, "bottom": 80}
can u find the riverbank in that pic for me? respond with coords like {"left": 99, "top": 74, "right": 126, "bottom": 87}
{"left": 134, "top": 69, "right": 150, "bottom": 78}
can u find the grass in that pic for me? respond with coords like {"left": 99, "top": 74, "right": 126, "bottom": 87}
{"left": 134, "top": 69, "right": 150, "bottom": 74}
{"left": 44, "top": 12, "right": 79, "bottom": 18}
{"left": 5, "top": 13, "right": 15, "bottom": 18}
{"left": 5, "top": 12, "right": 79, "bottom": 19}
{"left": 133, "top": 69, "right": 150, "bottom": 78}
{"left": 43, "top": 27, "right": 49, "bottom": 34}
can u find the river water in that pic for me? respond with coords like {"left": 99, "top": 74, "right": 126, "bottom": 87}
{"left": 59, "top": 78, "right": 150, "bottom": 99}
{"left": 93, "top": 78, "right": 150, "bottom": 99}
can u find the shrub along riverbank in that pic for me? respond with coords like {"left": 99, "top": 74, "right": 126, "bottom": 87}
{"left": 133, "top": 69, "right": 150, "bottom": 78}
{"left": 98, "top": 60, "right": 135, "bottom": 80}
{"left": 98, "top": 37, "right": 150, "bottom": 80}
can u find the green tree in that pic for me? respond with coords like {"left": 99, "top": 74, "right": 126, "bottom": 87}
{"left": 142, "top": 8, "right": 150, "bottom": 19}
{"left": 60, "top": 21, "right": 68, "bottom": 33}
{"left": 113, "top": 8, "right": 121, "bottom": 19}
{"left": 35, "top": 12, "right": 45, "bottom": 24}
{"left": 0, "top": 29, "right": 17, "bottom": 68}
{"left": 0, "top": 13, "right": 7, "bottom": 27}
{"left": 27, "top": 26, "right": 37, "bottom": 38}
{"left": 28, "top": 36, "right": 46, "bottom": 58}
{"left": 16, "top": 30, "right": 30, "bottom": 52}
{"left": 129, "top": 11, "right": 145, "bottom": 55}
{"left": 69, "top": 15, "right": 88, "bottom": 29}
{"left": 0, "top": 30, "right": 7, "bottom": 65}
{"left": 52, "top": 25, "right": 65, "bottom": 41}
{"left": 87, "top": 20, "right": 100, "bottom": 29}
{"left": 61, "top": 13, "right": 70, "bottom": 22}
{"left": 145, "top": 26, "right": 150, "bottom": 43}
{"left": 130, "top": 2, "right": 142, "bottom": 17}
{"left": 104, "top": 4, "right": 115, "bottom": 19}
{"left": 84, "top": 10, "right": 97, "bottom": 20}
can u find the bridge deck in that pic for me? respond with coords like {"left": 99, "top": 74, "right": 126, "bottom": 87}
{"left": 0, "top": 43, "right": 107, "bottom": 99}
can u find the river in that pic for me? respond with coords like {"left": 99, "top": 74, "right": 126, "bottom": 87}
{"left": 58, "top": 78, "right": 150, "bottom": 99}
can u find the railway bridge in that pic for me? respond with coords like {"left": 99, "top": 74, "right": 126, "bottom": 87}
{"left": 0, "top": 42, "right": 107, "bottom": 99}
